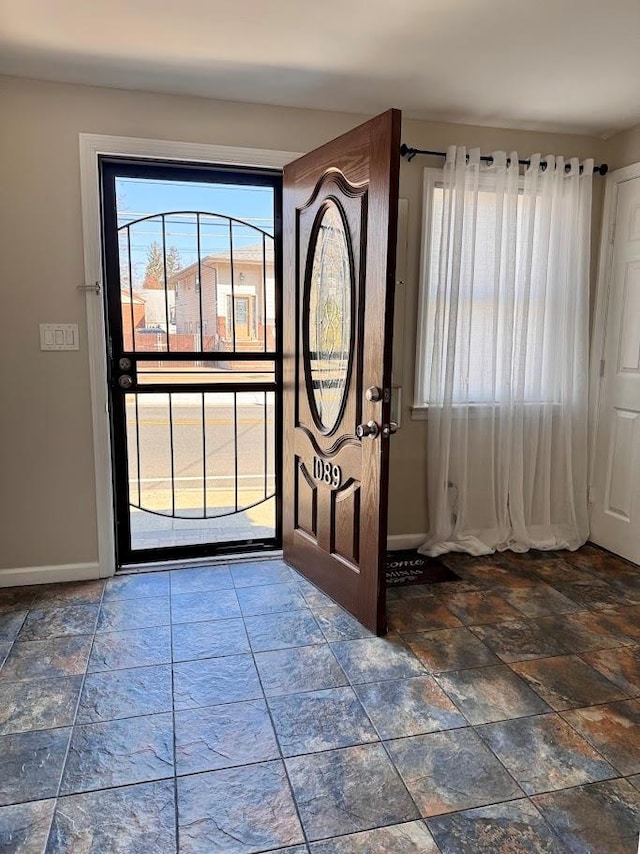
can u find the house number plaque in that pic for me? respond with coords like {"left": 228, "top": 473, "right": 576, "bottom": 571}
{"left": 313, "top": 456, "right": 342, "bottom": 488}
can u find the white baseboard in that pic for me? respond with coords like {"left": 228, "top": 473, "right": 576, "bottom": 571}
{"left": 387, "top": 534, "right": 427, "bottom": 551}
{"left": 0, "top": 562, "right": 103, "bottom": 588}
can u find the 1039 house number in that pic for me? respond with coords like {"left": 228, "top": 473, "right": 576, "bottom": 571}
{"left": 313, "top": 456, "right": 342, "bottom": 488}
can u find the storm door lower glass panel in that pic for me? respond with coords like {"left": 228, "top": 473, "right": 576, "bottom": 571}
{"left": 126, "top": 391, "right": 275, "bottom": 551}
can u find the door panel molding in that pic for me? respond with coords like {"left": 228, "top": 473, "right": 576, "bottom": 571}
{"left": 79, "top": 134, "right": 300, "bottom": 577}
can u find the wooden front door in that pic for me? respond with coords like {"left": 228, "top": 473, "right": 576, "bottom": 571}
{"left": 233, "top": 296, "right": 251, "bottom": 340}
{"left": 282, "top": 109, "right": 401, "bottom": 633}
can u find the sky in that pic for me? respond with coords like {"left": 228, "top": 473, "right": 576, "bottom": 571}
{"left": 116, "top": 177, "right": 275, "bottom": 288}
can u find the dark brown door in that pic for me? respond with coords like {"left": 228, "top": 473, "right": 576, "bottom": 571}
{"left": 282, "top": 109, "right": 401, "bottom": 634}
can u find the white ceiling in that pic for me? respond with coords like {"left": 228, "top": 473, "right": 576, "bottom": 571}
{"left": 2, "top": 0, "right": 640, "bottom": 137}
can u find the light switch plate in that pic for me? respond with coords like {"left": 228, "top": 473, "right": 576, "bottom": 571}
{"left": 40, "top": 323, "right": 80, "bottom": 351}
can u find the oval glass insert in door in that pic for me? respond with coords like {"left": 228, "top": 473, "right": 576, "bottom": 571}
{"left": 305, "top": 199, "right": 354, "bottom": 433}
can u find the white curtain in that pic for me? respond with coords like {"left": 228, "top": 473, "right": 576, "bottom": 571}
{"left": 420, "top": 146, "right": 593, "bottom": 556}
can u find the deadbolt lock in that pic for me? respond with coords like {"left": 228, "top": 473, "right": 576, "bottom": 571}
{"left": 365, "top": 386, "right": 382, "bottom": 402}
{"left": 119, "top": 357, "right": 132, "bottom": 371}
{"left": 118, "top": 375, "right": 133, "bottom": 390}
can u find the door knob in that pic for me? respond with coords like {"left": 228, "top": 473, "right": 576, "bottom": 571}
{"left": 118, "top": 375, "right": 133, "bottom": 389}
{"left": 382, "top": 421, "right": 399, "bottom": 438}
{"left": 356, "top": 420, "right": 379, "bottom": 439}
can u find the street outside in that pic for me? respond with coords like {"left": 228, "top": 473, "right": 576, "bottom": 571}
{"left": 126, "top": 394, "right": 275, "bottom": 550}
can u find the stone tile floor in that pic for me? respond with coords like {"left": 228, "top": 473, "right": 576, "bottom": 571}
{"left": 0, "top": 544, "right": 639, "bottom": 852}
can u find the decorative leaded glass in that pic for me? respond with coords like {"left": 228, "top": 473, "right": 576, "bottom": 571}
{"left": 306, "top": 200, "right": 352, "bottom": 432}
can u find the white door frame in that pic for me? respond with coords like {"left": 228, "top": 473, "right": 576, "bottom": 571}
{"left": 79, "top": 134, "right": 300, "bottom": 578}
{"left": 588, "top": 160, "right": 640, "bottom": 520}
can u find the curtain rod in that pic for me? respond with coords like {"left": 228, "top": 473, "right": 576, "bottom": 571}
{"left": 400, "top": 144, "right": 608, "bottom": 176}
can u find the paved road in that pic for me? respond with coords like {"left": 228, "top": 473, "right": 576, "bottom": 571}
{"left": 125, "top": 401, "right": 276, "bottom": 507}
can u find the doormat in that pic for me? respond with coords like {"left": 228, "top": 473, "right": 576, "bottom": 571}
{"left": 385, "top": 549, "right": 460, "bottom": 587}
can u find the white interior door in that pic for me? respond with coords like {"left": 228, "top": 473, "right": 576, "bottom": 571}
{"left": 590, "top": 172, "right": 640, "bottom": 565}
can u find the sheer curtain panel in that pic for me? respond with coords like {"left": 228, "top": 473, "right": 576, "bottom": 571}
{"left": 419, "top": 146, "right": 593, "bottom": 556}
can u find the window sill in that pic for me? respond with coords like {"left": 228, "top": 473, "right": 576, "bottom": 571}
{"left": 411, "top": 406, "right": 430, "bottom": 421}
{"left": 411, "top": 401, "right": 564, "bottom": 421}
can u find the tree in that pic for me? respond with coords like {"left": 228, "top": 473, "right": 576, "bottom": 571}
{"left": 166, "top": 246, "right": 182, "bottom": 280}
{"left": 143, "top": 241, "right": 182, "bottom": 289}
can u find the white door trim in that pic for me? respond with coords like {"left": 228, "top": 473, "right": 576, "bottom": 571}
{"left": 589, "top": 160, "right": 640, "bottom": 499}
{"left": 78, "top": 134, "right": 301, "bottom": 578}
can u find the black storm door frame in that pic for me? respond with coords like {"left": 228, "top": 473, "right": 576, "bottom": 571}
{"left": 100, "top": 157, "right": 283, "bottom": 566}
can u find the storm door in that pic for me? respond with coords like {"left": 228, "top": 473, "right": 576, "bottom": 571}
{"left": 100, "top": 158, "right": 281, "bottom": 565}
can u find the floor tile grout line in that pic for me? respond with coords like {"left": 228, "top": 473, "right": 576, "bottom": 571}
{"left": 507, "top": 653, "right": 636, "bottom": 705}
{"left": 266, "top": 690, "right": 383, "bottom": 755}
{"left": 43, "top": 578, "right": 107, "bottom": 848}
{"left": 554, "top": 703, "right": 640, "bottom": 776}
{"left": 400, "top": 626, "right": 636, "bottom": 665}
{"left": 2, "top": 564, "right": 627, "bottom": 772}
{"left": 424, "top": 648, "right": 635, "bottom": 696}
{"left": 12, "top": 586, "right": 95, "bottom": 854}
{"left": 242, "top": 606, "right": 313, "bottom": 852}
{"left": 3, "top": 774, "right": 178, "bottom": 811}
{"left": 2, "top": 639, "right": 635, "bottom": 718}
{"left": 390, "top": 711, "right": 531, "bottom": 807}
{"left": 473, "top": 725, "right": 584, "bottom": 802}
{"left": 424, "top": 796, "right": 572, "bottom": 854}
{"left": 574, "top": 646, "right": 640, "bottom": 693}
{"left": 17, "top": 670, "right": 638, "bottom": 744}
{"left": 379, "top": 729, "right": 528, "bottom": 831}
{"left": 19, "top": 578, "right": 176, "bottom": 826}
{"left": 470, "top": 711, "right": 621, "bottom": 796}
{"left": 422, "top": 791, "right": 532, "bottom": 821}
{"left": 1, "top": 608, "right": 29, "bottom": 652}
{"left": 168, "top": 571, "right": 181, "bottom": 854}
{"left": 305, "top": 597, "right": 347, "bottom": 648}
{"left": 121, "top": 576, "right": 636, "bottom": 804}
{"left": 520, "top": 796, "right": 577, "bottom": 854}
{"left": 0, "top": 600, "right": 636, "bottom": 824}
{"left": 0, "top": 629, "right": 19, "bottom": 673}
{"left": 305, "top": 818, "right": 446, "bottom": 852}
{"left": 0, "top": 639, "right": 174, "bottom": 685}
{"left": 527, "top": 774, "right": 640, "bottom": 801}
{"left": 2, "top": 740, "right": 635, "bottom": 813}
{"left": 452, "top": 701, "right": 603, "bottom": 732}
{"left": 399, "top": 597, "right": 639, "bottom": 627}
{"left": 2, "top": 708, "right": 178, "bottom": 739}
{"left": 429, "top": 673, "right": 554, "bottom": 726}
{"left": 324, "top": 635, "right": 432, "bottom": 691}
{"left": 14, "top": 604, "right": 102, "bottom": 646}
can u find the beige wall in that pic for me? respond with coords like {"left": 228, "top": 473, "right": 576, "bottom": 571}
{"left": 606, "top": 123, "right": 640, "bottom": 170}
{"left": 0, "top": 74, "right": 609, "bottom": 571}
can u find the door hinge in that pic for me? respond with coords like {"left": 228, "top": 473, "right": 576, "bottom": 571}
{"left": 77, "top": 281, "right": 101, "bottom": 295}
{"left": 599, "top": 359, "right": 605, "bottom": 378}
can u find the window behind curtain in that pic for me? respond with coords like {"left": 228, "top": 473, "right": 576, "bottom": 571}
{"left": 416, "top": 172, "right": 562, "bottom": 407}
